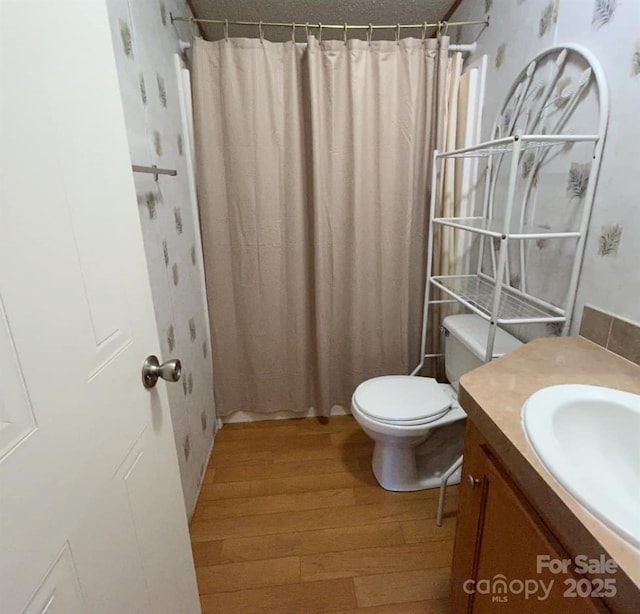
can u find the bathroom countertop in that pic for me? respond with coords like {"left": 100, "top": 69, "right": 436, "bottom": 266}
{"left": 458, "top": 336, "right": 640, "bottom": 607}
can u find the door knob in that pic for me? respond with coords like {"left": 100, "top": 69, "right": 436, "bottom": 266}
{"left": 467, "top": 474, "right": 482, "bottom": 488}
{"left": 142, "top": 355, "right": 182, "bottom": 389}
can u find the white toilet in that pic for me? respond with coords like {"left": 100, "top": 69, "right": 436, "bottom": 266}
{"left": 351, "top": 314, "right": 522, "bottom": 491}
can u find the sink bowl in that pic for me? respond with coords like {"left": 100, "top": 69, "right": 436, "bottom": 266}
{"left": 522, "top": 384, "right": 640, "bottom": 548}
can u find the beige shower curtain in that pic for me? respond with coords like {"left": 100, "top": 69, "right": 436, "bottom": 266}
{"left": 192, "top": 35, "right": 450, "bottom": 417}
{"left": 427, "top": 51, "right": 465, "bottom": 376}
{"left": 438, "top": 52, "right": 464, "bottom": 277}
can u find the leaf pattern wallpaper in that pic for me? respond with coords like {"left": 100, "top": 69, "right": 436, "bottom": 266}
{"left": 138, "top": 74, "right": 147, "bottom": 105}
{"left": 632, "top": 41, "right": 640, "bottom": 77}
{"left": 538, "top": 1, "right": 558, "bottom": 37}
{"left": 143, "top": 191, "right": 157, "bottom": 219}
{"left": 598, "top": 224, "right": 622, "bottom": 256}
{"left": 119, "top": 19, "right": 133, "bottom": 58}
{"left": 153, "top": 130, "right": 162, "bottom": 155}
{"left": 156, "top": 73, "right": 167, "bottom": 107}
{"left": 174, "top": 207, "right": 183, "bottom": 234}
{"left": 449, "top": 0, "right": 639, "bottom": 328}
{"left": 592, "top": 0, "right": 618, "bottom": 30}
{"left": 566, "top": 162, "right": 590, "bottom": 201}
{"left": 107, "top": 0, "right": 216, "bottom": 519}
{"left": 546, "top": 321, "right": 564, "bottom": 336}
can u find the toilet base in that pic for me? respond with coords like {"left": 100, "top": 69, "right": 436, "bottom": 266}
{"left": 371, "top": 420, "right": 466, "bottom": 492}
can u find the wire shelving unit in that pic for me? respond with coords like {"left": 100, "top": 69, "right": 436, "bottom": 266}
{"left": 412, "top": 44, "right": 609, "bottom": 370}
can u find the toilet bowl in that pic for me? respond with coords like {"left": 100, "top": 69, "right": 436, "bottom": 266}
{"left": 351, "top": 314, "right": 522, "bottom": 491}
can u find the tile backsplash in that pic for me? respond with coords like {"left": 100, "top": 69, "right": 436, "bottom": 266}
{"left": 580, "top": 306, "right": 640, "bottom": 366}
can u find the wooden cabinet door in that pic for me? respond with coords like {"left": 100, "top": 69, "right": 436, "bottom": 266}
{"left": 451, "top": 423, "right": 487, "bottom": 612}
{"left": 451, "top": 423, "right": 606, "bottom": 613}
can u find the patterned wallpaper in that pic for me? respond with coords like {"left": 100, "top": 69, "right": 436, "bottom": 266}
{"left": 451, "top": 0, "right": 640, "bottom": 329}
{"left": 106, "top": 0, "right": 216, "bottom": 519}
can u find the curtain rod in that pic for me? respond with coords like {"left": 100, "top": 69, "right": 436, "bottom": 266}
{"left": 177, "top": 39, "right": 477, "bottom": 53}
{"left": 169, "top": 14, "right": 489, "bottom": 32}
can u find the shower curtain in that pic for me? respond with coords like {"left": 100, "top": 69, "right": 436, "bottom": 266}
{"left": 428, "top": 51, "right": 465, "bottom": 375}
{"left": 192, "top": 34, "right": 451, "bottom": 418}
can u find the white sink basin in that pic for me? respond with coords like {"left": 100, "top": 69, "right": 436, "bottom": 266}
{"left": 522, "top": 384, "right": 640, "bottom": 548}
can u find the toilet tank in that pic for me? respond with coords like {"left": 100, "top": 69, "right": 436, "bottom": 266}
{"left": 443, "top": 314, "right": 522, "bottom": 391}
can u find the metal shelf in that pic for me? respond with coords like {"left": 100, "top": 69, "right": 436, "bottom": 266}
{"left": 429, "top": 275, "right": 565, "bottom": 324}
{"left": 432, "top": 217, "right": 581, "bottom": 239}
{"left": 434, "top": 133, "right": 600, "bottom": 159}
{"left": 413, "top": 45, "right": 608, "bottom": 371}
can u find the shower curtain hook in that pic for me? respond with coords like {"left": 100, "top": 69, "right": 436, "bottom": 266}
{"left": 189, "top": 17, "right": 197, "bottom": 40}
{"left": 224, "top": 18, "right": 229, "bottom": 42}
{"left": 367, "top": 23, "right": 373, "bottom": 45}
{"left": 343, "top": 22, "right": 348, "bottom": 45}
{"left": 421, "top": 21, "right": 427, "bottom": 41}
{"left": 318, "top": 22, "right": 323, "bottom": 43}
{"left": 291, "top": 22, "right": 296, "bottom": 43}
{"left": 395, "top": 23, "right": 401, "bottom": 44}
{"left": 305, "top": 22, "right": 310, "bottom": 41}
{"left": 258, "top": 20, "right": 264, "bottom": 43}
{"left": 437, "top": 21, "right": 442, "bottom": 39}
{"left": 442, "top": 21, "right": 449, "bottom": 36}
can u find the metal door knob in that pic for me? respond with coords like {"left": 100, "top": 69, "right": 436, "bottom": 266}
{"left": 142, "top": 355, "right": 182, "bottom": 389}
{"left": 467, "top": 474, "right": 481, "bottom": 488}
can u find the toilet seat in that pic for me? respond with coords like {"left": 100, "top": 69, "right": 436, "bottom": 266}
{"left": 352, "top": 375, "right": 452, "bottom": 426}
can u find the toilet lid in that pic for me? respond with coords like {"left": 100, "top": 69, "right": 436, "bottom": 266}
{"left": 352, "top": 376, "right": 452, "bottom": 424}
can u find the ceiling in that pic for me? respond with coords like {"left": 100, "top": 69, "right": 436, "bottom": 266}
{"left": 187, "top": 0, "right": 458, "bottom": 42}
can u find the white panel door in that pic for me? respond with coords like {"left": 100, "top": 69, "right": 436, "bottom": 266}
{"left": 0, "top": 1, "right": 200, "bottom": 613}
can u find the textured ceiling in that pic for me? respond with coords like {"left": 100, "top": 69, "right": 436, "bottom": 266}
{"left": 187, "top": 0, "right": 458, "bottom": 42}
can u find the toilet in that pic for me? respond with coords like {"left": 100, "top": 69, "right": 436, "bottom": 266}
{"left": 351, "top": 314, "right": 522, "bottom": 491}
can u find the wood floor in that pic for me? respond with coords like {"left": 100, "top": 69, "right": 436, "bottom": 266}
{"left": 189, "top": 415, "right": 458, "bottom": 613}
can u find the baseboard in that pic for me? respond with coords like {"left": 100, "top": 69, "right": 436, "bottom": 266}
{"left": 187, "top": 427, "right": 217, "bottom": 523}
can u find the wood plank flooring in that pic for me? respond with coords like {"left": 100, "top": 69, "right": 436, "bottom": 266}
{"left": 190, "top": 415, "right": 458, "bottom": 613}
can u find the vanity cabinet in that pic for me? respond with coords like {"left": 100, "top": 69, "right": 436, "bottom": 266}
{"left": 451, "top": 421, "right": 609, "bottom": 613}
